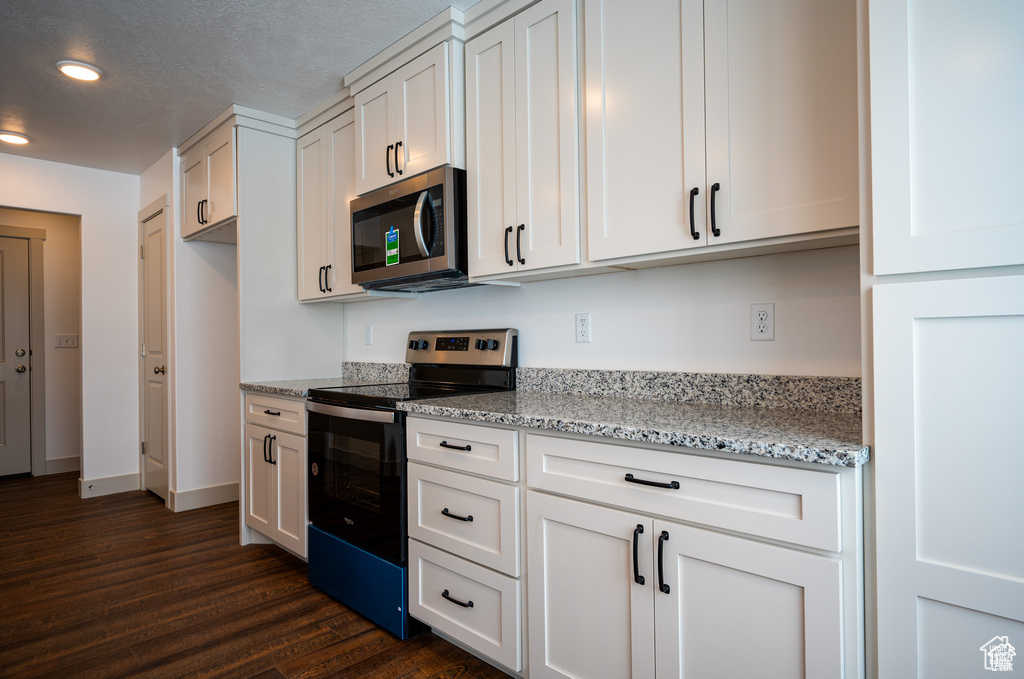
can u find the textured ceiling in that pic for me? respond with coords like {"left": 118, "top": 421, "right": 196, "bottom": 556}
{"left": 0, "top": 0, "right": 479, "bottom": 175}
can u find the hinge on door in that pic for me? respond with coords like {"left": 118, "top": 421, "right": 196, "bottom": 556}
{"left": 141, "top": 343, "right": 146, "bottom": 357}
{"left": 140, "top": 245, "right": 144, "bottom": 259}
{"left": 141, "top": 441, "right": 146, "bottom": 456}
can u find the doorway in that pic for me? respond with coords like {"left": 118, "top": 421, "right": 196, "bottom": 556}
{"left": 0, "top": 207, "right": 81, "bottom": 477}
{"left": 139, "top": 197, "right": 170, "bottom": 500}
{"left": 0, "top": 237, "right": 31, "bottom": 476}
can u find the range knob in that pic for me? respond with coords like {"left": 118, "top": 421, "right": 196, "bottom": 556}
{"left": 474, "top": 339, "right": 487, "bottom": 350}
{"left": 475, "top": 339, "right": 500, "bottom": 350}
{"left": 485, "top": 339, "right": 500, "bottom": 351}
{"left": 409, "top": 339, "right": 429, "bottom": 350}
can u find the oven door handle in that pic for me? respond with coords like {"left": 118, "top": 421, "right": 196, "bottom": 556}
{"left": 306, "top": 400, "right": 397, "bottom": 423}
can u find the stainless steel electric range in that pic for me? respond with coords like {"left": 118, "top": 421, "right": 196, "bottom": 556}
{"left": 305, "top": 329, "right": 518, "bottom": 638}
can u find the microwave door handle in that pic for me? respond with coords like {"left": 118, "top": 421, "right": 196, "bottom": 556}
{"left": 412, "top": 190, "right": 431, "bottom": 258}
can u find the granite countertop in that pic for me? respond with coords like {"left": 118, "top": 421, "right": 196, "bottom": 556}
{"left": 398, "top": 390, "right": 869, "bottom": 468}
{"left": 240, "top": 377, "right": 349, "bottom": 398}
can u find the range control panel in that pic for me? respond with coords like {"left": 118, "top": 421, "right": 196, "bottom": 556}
{"left": 405, "top": 329, "right": 518, "bottom": 367}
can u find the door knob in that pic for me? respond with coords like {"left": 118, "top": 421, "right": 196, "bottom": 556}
{"left": 16, "top": 365, "right": 26, "bottom": 373}
{"left": 154, "top": 365, "right": 165, "bottom": 374}
{"left": 16, "top": 348, "right": 25, "bottom": 357}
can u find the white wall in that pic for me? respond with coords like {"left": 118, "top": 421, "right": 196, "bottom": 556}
{"left": 0, "top": 207, "right": 82, "bottom": 469}
{"left": 346, "top": 245, "right": 862, "bottom": 377}
{"left": 141, "top": 149, "right": 240, "bottom": 494}
{"left": 0, "top": 152, "right": 140, "bottom": 482}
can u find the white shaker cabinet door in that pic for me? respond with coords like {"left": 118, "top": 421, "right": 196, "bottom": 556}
{"left": 181, "top": 149, "right": 205, "bottom": 239}
{"left": 296, "top": 126, "right": 328, "bottom": 301}
{"left": 467, "top": 20, "right": 518, "bottom": 277}
{"left": 513, "top": 0, "right": 580, "bottom": 272}
{"left": 395, "top": 43, "right": 452, "bottom": 180}
{"left": 527, "top": 491, "right": 655, "bottom": 679}
{"left": 271, "top": 429, "right": 307, "bottom": 558}
{"left": 355, "top": 77, "right": 396, "bottom": 195}
{"left": 653, "top": 520, "right": 844, "bottom": 679}
{"left": 327, "top": 110, "right": 364, "bottom": 298}
{"left": 703, "top": 0, "right": 858, "bottom": 246}
{"left": 585, "top": 0, "right": 707, "bottom": 261}
{"left": 244, "top": 423, "right": 276, "bottom": 538}
{"left": 871, "top": 0, "right": 1024, "bottom": 274}
{"left": 204, "top": 124, "right": 236, "bottom": 226}
{"left": 873, "top": 275, "right": 1024, "bottom": 678}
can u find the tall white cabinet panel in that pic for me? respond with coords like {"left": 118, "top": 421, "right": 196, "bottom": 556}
{"left": 702, "top": 0, "right": 858, "bottom": 245}
{"left": 584, "top": 0, "right": 706, "bottom": 261}
{"left": 527, "top": 491, "right": 655, "bottom": 679}
{"left": 467, "top": 0, "right": 579, "bottom": 277}
{"left": 873, "top": 275, "right": 1024, "bottom": 677}
{"left": 871, "top": 0, "right": 1024, "bottom": 274}
{"left": 654, "top": 521, "right": 843, "bottom": 678}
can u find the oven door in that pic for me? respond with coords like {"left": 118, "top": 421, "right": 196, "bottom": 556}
{"left": 307, "top": 401, "right": 407, "bottom": 564}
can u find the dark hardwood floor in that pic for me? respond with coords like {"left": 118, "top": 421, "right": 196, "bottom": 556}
{"left": 0, "top": 472, "right": 510, "bottom": 679}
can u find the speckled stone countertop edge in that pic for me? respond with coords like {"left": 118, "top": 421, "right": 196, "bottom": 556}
{"left": 240, "top": 377, "right": 347, "bottom": 398}
{"left": 398, "top": 396, "right": 870, "bottom": 468}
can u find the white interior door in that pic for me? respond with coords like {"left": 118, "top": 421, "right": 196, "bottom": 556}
{"left": 140, "top": 205, "right": 169, "bottom": 500}
{"left": 0, "top": 237, "right": 31, "bottom": 476}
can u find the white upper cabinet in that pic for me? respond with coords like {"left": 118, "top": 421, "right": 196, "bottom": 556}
{"left": 296, "top": 126, "right": 328, "bottom": 300}
{"left": 586, "top": 0, "right": 858, "bottom": 262}
{"left": 467, "top": 0, "right": 580, "bottom": 277}
{"left": 181, "top": 122, "right": 237, "bottom": 241}
{"left": 355, "top": 43, "right": 458, "bottom": 195}
{"left": 871, "top": 0, "right": 1024, "bottom": 274}
{"left": 296, "top": 110, "right": 366, "bottom": 301}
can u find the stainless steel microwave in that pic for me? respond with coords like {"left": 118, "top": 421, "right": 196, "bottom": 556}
{"left": 350, "top": 166, "right": 471, "bottom": 293}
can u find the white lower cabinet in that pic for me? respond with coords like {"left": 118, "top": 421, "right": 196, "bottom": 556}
{"left": 243, "top": 393, "right": 307, "bottom": 557}
{"left": 407, "top": 417, "right": 523, "bottom": 672}
{"left": 525, "top": 431, "right": 857, "bottom": 679}
{"left": 527, "top": 491, "right": 844, "bottom": 679}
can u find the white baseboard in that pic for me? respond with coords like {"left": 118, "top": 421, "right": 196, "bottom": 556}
{"left": 45, "top": 456, "right": 80, "bottom": 475}
{"left": 169, "top": 482, "right": 239, "bottom": 512}
{"left": 79, "top": 473, "right": 140, "bottom": 498}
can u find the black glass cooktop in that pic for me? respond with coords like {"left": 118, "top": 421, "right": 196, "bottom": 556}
{"left": 308, "top": 382, "right": 497, "bottom": 409}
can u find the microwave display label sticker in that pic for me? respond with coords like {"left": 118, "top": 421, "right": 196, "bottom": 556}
{"left": 386, "top": 226, "right": 399, "bottom": 266}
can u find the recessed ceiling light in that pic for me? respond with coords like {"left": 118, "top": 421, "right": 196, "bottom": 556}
{"left": 57, "top": 60, "right": 102, "bottom": 81}
{"left": 0, "top": 131, "right": 29, "bottom": 145}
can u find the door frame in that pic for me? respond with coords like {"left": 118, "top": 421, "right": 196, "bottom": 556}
{"left": 138, "top": 195, "right": 172, "bottom": 501}
{"left": 0, "top": 225, "right": 46, "bottom": 476}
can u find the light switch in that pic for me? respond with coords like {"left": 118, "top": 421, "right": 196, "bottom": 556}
{"left": 55, "top": 334, "right": 79, "bottom": 348}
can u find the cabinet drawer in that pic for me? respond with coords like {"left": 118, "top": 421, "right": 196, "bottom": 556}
{"left": 526, "top": 433, "right": 841, "bottom": 552}
{"left": 408, "top": 417, "right": 519, "bottom": 481}
{"left": 244, "top": 393, "right": 306, "bottom": 435}
{"left": 408, "top": 463, "right": 521, "bottom": 576}
{"left": 409, "top": 540, "right": 522, "bottom": 672}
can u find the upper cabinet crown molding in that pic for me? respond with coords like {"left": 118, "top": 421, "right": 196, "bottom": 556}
{"left": 343, "top": 9, "right": 466, "bottom": 96}
{"left": 870, "top": 0, "right": 1024, "bottom": 275}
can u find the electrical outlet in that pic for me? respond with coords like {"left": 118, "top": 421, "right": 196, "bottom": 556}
{"left": 575, "top": 313, "right": 592, "bottom": 343}
{"left": 750, "top": 304, "right": 775, "bottom": 341}
{"left": 364, "top": 325, "right": 373, "bottom": 345}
